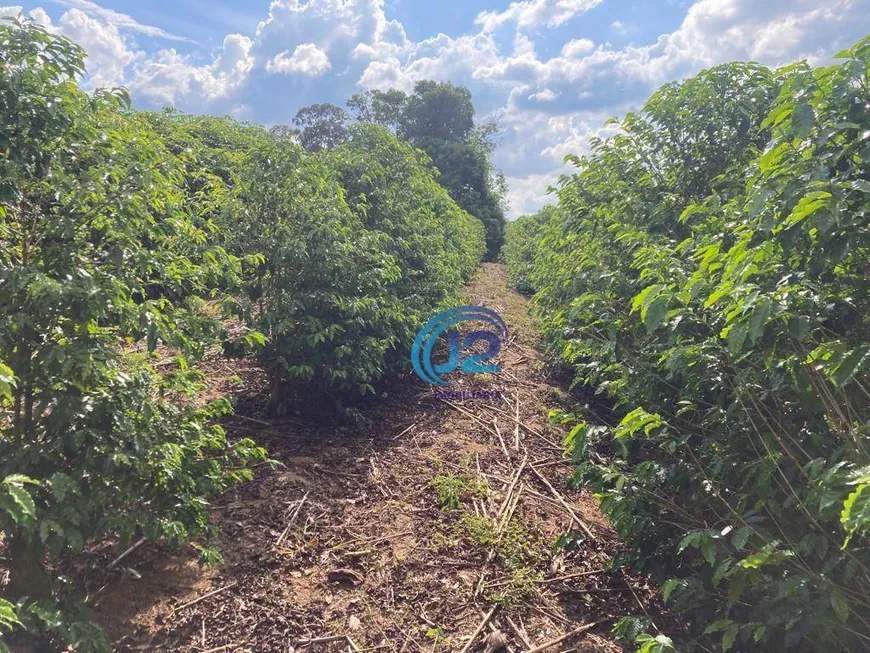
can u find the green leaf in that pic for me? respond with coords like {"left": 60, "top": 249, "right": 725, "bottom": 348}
{"left": 841, "top": 484, "right": 870, "bottom": 546}
{"left": 748, "top": 298, "right": 772, "bottom": 344}
{"left": 732, "top": 527, "right": 751, "bottom": 550}
{"left": 0, "top": 480, "right": 37, "bottom": 525}
{"left": 643, "top": 296, "right": 669, "bottom": 333}
{"left": 784, "top": 192, "right": 831, "bottom": 228}
{"left": 830, "top": 345, "right": 870, "bottom": 389}
{"left": 0, "top": 362, "right": 16, "bottom": 402}
{"left": 661, "top": 578, "right": 680, "bottom": 602}
{"left": 722, "top": 623, "right": 740, "bottom": 652}
{"left": 0, "top": 598, "right": 20, "bottom": 633}
{"left": 791, "top": 103, "right": 814, "bottom": 139}
{"left": 831, "top": 592, "right": 850, "bottom": 623}
{"left": 738, "top": 546, "right": 793, "bottom": 569}
{"left": 788, "top": 316, "right": 811, "bottom": 339}
{"left": 726, "top": 324, "right": 748, "bottom": 356}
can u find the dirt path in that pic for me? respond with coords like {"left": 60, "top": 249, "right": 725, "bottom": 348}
{"left": 86, "top": 264, "right": 656, "bottom": 652}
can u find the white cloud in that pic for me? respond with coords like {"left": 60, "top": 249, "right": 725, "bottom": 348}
{"left": 475, "top": 0, "right": 604, "bottom": 32}
{"left": 28, "top": 7, "right": 51, "bottom": 24}
{"left": 358, "top": 32, "right": 502, "bottom": 92}
{"left": 267, "top": 44, "right": 331, "bottom": 76}
{"left": 54, "top": 0, "right": 191, "bottom": 42}
{"left": 57, "top": 8, "right": 135, "bottom": 88}
{"left": 528, "top": 88, "right": 558, "bottom": 101}
{"left": 128, "top": 32, "right": 253, "bottom": 105}
{"left": 497, "top": 0, "right": 870, "bottom": 216}
{"left": 561, "top": 38, "right": 595, "bottom": 58}
{"left": 505, "top": 172, "right": 560, "bottom": 218}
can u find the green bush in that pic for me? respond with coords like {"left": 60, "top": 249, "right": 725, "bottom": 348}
{"left": 0, "top": 19, "right": 266, "bottom": 650}
{"left": 502, "top": 206, "right": 556, "bottom": 294}
{"left": 507, "top": 39, "right": 870, "bottom": 651}
{"left": 225, "top": 124, "right": 485, "bottom": 412}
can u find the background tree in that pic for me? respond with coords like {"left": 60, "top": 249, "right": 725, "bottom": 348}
{"left": 381, "top": 80, "right": 507, "bottom": 259}
{"left": 293, "top": 103, "right": 348, "bottom": 153}
{"left": 268, "top": 124, "right": 299, "bottom": 142}
{"left": 400, "top": 80, "right": 475, "bottom": 143}
{"left": 346, "top": 89, "right": 407, "bottom": 132}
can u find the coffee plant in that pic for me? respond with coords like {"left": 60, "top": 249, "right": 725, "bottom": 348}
{"left": 0, "top": 16, "right": 486, "bottom": 649}
{"left": 506, "top": 37, "right": 870, "bottom": 651}
{"left": 226, "top": 123, "right": 484, "bottom": 412}
{"left": 0, "top": 18, "right": 270, "bottom": 650}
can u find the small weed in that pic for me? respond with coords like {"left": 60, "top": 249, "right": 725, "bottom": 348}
{"left": 458, "top": 514, "right": 543, "bottom": 571}
{"left": 460, "top": 513, "right": 498, "bottom": 545}
{"left": 426, "top": 626, "right": 448, "bottom": 643}
{"left": 431, "top": 472, "right": 488, "bottom": 510}
{"left": 489, "top": 567, "right": 542, "bottom": 605}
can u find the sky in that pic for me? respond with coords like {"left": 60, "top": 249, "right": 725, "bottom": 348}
{"left": 2, "top": 0, "right": 870, "bottom": 217}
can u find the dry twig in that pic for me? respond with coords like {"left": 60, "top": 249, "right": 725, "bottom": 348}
{"left": 276, "top": 491, "right": 310, "bottom": 547}
{"left": 493, "top": 416, "right": 511, "bottom": 459}
{"left": 171, "top": 581, "right": 238, "bottom": 614}
{"left": 459, "top": 605, "right": 499, "bottom": 653}
{"left": 529, "top": 465, "right": 595, "bottom": 540}
{"left": 107, "top": 537, "right": 145, "bottom": 570}
{"left": 525, "top": 621, "right": 603, "bottom": 652}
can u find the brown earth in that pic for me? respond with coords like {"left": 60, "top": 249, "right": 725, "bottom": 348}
{"left": 75, "top": 263, "right": 662, "bottom": 652}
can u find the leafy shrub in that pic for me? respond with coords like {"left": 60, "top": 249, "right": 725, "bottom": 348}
{"left": 0, "top": 19, "right": 266, "bottom": 650}
{"left": 228, "top": 124, "right": 485, "bottom": 411}
{"left": 502, "top": 206, "right": 556, "bottom": 294}
{"left": 507, "top": 40, "right": 870, "bottom": 651}
{"left": 0, "top": 16, "right": 487, "bottom": 650}
{"left": 328, "top": 124, "right": 484, "bottom": 307}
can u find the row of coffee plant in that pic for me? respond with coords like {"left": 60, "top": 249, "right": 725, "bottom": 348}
{"left": 506, "top": 36, "right": 870, "bottom": 652}
{"left": 0, "top": 19, "right": 485, "bottom": 650}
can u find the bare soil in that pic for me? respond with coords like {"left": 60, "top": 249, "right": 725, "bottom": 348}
{"left": 74, "top": 264, "right": 661, "bottom": 651}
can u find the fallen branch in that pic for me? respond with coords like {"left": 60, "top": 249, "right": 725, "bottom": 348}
{"left": 459, "top": 605, "right": 499, "bottom": 653}
{"left": 276, "top": 491, "right": 309, "bottom": 547}
{"left": 525, "top": 621, "right": 602, "bottom": 652}
{"left": 485, "top": 404, "right": 546, "bottom": 439}
{"left": 107, "top": 537, "right": 145, "bottom": 571}
{"left": 296, "top": 634, "right": 349, "bottom": 647}
{"left": 529, "top": 465, "right": 595, "bottom": 541}
{"left": 441, "top": 399, "right": 501, "bottom": 439}
{"left": 498, "top": 483, "right": 524, "bottom": 536}
{"left": 622, "top": 568, "right": 657, "bottom": 632}
{"left": 513, "top": 396, "right": 521, "bottom": 450}
{"left": 202, "top": 642, "right": 248, "bottom": 653}
{"left": 536, "top": 568, "right": 607, "bottom": 584}
{"left": 498, "top": 457, "right": 527, "bottom": 520}
{"left": 477, "top": 462, "right": 527, "bottom": 596}
{"left": 506, "top": 616, "right": 532, "bottom": 650}
{"left": 171, "top": 581, "right": 238, "bottom": 614}
{"left": 493, "top": 417, "right": 511, "bottom": 459}
{"left": 477, "top": 608, "right": 513, "bottom": 653}
{"left": 392, "top": 419, "right": 421, "bottom": 441}
{"left": 330, "top": 529, "right": 413, "bottom": 552}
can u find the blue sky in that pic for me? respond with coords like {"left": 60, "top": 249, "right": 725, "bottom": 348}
{"left": 4, "top": 0, "right": 870, "bottom": 216}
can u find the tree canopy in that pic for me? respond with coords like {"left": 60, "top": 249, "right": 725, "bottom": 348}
{"left": 293, "top": 102, "right": 349, "bottom": 153}
{"left": 295, "top": 80, "right": 508, "bottom": 260}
